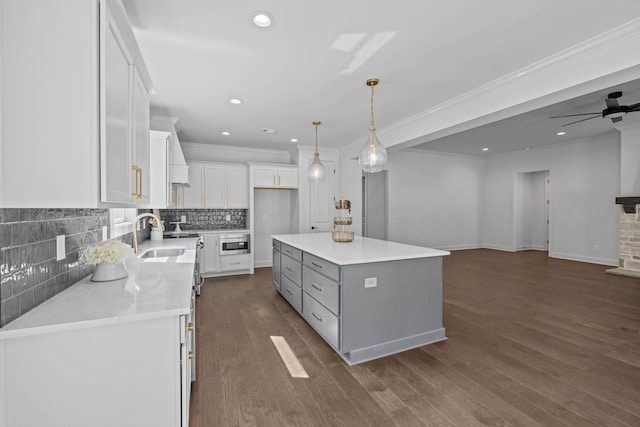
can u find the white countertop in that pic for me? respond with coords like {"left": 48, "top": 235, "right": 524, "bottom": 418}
{"left": 272, "top": 233, "right": 450, "bottom": 265}
{"left": 0, "top": 238, "right": 199, "bottom": 340}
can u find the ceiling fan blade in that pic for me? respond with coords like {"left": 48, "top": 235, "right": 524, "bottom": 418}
{"left": 611, "top": 116, "right": 623, "bottom": 123}
{"left": 549, "top": 113, "right": 600, "bottom": 118}
{"left": 605, "top": 97, "right": 620, "bottom": 108}
{"left": 560, "top": 115, "right": 601, "bottom": 127}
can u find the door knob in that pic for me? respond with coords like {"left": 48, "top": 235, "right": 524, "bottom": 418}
{"left": 311, "top": 226, "right": 316, "bottom": 230}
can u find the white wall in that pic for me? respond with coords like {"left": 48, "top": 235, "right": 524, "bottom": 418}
{"left": 384, "top": 150, "right": 484, "bottom": 250}
{"left": 618, "top": 121, "right": 640, "bottom": 195}
{"left": 483, "top": 132, "right": 620, "bottom": 265}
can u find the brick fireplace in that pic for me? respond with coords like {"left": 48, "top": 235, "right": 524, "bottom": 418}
{"left": 607, "top": 197, "right": 640, "bottom": 278}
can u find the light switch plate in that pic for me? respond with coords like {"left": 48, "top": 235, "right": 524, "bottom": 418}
{"left": 56, "top": 235, "right": 66, "bottom": 261}
{"left": 364, "top": 277, "right": 377, "bottom": 288}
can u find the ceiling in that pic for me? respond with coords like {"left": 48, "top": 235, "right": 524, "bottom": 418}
{"left": 122, "top": 0, "right": 640, "bottom": 154}
{"left": 412, "top": 78, "right": 640, "bottom": 156}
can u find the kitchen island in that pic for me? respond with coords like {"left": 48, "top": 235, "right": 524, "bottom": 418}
{"left": 0, "top": 238, "right": 199, "bottom": 427}
{"left": 272, "top": 233, "right": 449, "bottom": 365}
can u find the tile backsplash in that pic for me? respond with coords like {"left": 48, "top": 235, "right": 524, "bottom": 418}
{"left": 160, "top": 209, "right": 247, "bottom": 231}
{"left": 0, "top": 209, "right": 145, "bottom": 327}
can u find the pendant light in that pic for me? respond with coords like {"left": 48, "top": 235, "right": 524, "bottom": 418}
{"left": 308, "top": 120, "right": 327, "bottom": 182}
{"left": 358, "top": 78, "right": 387, "bottom": 173}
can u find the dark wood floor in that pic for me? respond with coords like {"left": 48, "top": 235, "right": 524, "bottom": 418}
{"left": 189, "top": 249, "right": 640, "bottom": 427}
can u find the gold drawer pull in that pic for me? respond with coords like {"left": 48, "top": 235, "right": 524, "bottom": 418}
{"left": 188, "top": 350, "right": 194, "bottom": 359}
{"left": 188, "top": 322, "right": 195, "bottom": 331}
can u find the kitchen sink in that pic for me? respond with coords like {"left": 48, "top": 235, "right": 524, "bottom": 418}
{"left": 140, "top": 248, "right": 185, "bottom": 258}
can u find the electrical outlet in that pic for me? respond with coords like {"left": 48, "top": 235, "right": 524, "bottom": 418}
{"left": 56, "top": 235, "right": 66, "bottom": 261}
{"left": 364, "top": 277, "right": 377, "bottom": 288}
{"left": 594, "top": 244, "right": 600, "bottom": 252}
{"left": 181, "top": 215, "right": 187, "bottom": 223}
{"left": 226, "top": 214, "right": 231, "bottom": 221}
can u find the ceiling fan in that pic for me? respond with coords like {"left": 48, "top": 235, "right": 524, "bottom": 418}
{"left": 550, "top": 91, "right": 640, "bottom": 127}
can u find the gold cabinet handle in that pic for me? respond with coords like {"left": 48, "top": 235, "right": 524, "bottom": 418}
{"left": 131, "top": 165, "right": 142, "bottom": 199}
{"left": 278, "top": 175, "right": 280, "bottom": 186}
{"left": 273, "top": 175, "right": 276, "bottom": 186}
{"left": 188, "top": 322, "right": 195, "bottom": 331}
{"left": 170, "top": 189, "right": 175, "bottom": 206}
{"left": 188, "top": 350, "right": 194, "bottom": 359}
{"left": 177, "top": 192, "right": 181, "bottom": 207}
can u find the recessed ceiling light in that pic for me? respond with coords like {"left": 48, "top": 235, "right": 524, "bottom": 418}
{"left": 524, "top": 146, "right": 531, "bottom": 151}
{"left": 221, "top": 131, "right": 231, "bottom": 136}
{"left": 557, "top": 131, "right": 566, "bottom": 136}
{"left": 290, "top": 138, "right": 298, "bottom": 143}
{"left": 252, "top": 12, "right": 273, "bottom": 28}
{"left": 229, "top": 98, "right": 243, "bottom": 105}
{"left": 482, "top": 147, "right": 489, "bottom": 151}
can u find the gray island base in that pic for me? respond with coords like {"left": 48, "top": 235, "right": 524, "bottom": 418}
{"left": 272, "top": 233, "right": 449, "bottom": 365}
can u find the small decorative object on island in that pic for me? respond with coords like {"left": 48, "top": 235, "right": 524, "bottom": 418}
{"left": 332, "top": 196, "right": 355, "bottom": 242}
{"left": 84, "top": 240, "right": 134, "bottom": 282}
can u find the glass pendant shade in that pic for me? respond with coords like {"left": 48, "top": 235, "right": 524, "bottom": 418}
{"left": 359, "top": 131, "right": 387, "bottom": 173}
{"left": 359, "top": 77, "right": 387, "bottom": 173}
{"left": 308, "top": 152, "right": 327, "bottom": 181}
{"left": 308, "top": 120, "right": 326, "bottom": 182}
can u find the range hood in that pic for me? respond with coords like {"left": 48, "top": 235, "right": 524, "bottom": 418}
{"left": 150, "top": 115, "right": 189, "bottom": 184}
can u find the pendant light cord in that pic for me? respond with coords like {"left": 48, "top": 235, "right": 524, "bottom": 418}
{"left": 315, "top": 123, "right": 319, "bottom": 153}
{"left": 370, "top": 84, "right": 376, "bottom": 133}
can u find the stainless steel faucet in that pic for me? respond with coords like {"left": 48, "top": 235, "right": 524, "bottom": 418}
{"left": 132, "top": 213, "right": 164, "bottom": 254}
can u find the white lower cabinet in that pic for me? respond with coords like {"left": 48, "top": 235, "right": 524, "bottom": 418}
{"left": 2, "top": 315, "right": 192, "bottom": 427}
{"left": 202, "top": 233, "right": 220, "bottom": 274}
{"left": 220, "top": 254, "right": 250, "bottom": 271}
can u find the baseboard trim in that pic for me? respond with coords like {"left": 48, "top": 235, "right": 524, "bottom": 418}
{"left": 549, "top": 252, "right": 617, "bottom": 267}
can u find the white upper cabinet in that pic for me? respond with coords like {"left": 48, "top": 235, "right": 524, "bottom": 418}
{"left": 182, "top": 163, "right": 248, "bottom": 209}
{"left": 0, "top": 0, "right": 153, "bottom": 207}
{"left": 254, "top": 165, "right": 299, "bottom": 189}
{"left": 100, "top": 1, "right": 151, "bottom": 205}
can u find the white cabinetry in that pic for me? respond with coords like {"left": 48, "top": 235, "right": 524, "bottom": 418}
{"left": 254, "top": 165, "right": 298, "bottom": 189}
{"left": 100, "top": 3, "right": 151, "bottom": 205}
{"left": 202, "top": 233, "right": 220, "bottom": 274}
{"left": 0, "top": 0, "right": 153, "bottom": 208}
{"left": 182, "top": 163, "right": 248, "bottom": 208}
{"left": 2, "top": 315, "right": 191, "bottom": 427}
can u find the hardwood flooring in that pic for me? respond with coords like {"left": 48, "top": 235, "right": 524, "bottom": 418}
{"left": 189, "top": 249, "right": 640, "bottom": 426}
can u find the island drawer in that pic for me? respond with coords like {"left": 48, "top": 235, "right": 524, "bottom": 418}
{"left": 272, "top": 239, "right": 281, "bottom": 251}
{"left": 303, "top": 253, "right": 339, "bottom": 282}
{"left": 302, "top": 266, "right": 339, "bottom": 315}
{"left": 281, "top": 243, "right": 302, "bottom": 262}
{"left": 281, "top": 274, "right": 302, "bottom": 314}
{"left": 303, "top": 292, "right": 339, "bottom": 349}
{"left": 281, "top": 254, "right": 302, "bottom": 285}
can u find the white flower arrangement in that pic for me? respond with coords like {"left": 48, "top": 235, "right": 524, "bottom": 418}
{"left": 84, "top": 240, "right": 134, "bottom": 264}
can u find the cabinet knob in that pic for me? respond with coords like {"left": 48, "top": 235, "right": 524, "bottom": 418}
{"left": 188, "top": 350, "right": 194, "bottom": 359}
{"left": 188, "top": 322, "right": 195, "bottom": 331}
{"left": 311, "top": 226, "right": 316, "bottom": 230}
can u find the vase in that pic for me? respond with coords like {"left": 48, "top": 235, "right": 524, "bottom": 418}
{"left": 91, "top": 262, "right": 128, "bottom": 282}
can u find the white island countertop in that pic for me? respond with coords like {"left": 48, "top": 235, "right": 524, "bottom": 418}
{"left": 0, "top": 238, "right": 199, "bottom": 340}
{"left": 272, "top": 233, "right": 450, "bottom": 265}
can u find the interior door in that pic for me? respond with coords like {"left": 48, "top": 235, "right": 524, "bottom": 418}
{"left": 310, "top": 160, "right": 338, "bottom": 232}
